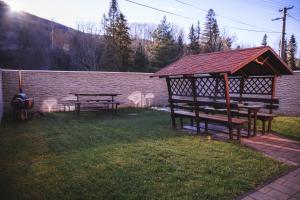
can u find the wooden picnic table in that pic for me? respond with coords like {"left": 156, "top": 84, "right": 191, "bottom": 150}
{"left": 70, "top": 93, "right": 121, "bottom": 115}
{"left": 238, "top": 104, "right": 263, "bottom": 137}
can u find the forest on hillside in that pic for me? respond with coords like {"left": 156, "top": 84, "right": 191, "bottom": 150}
{"left": 0, "top": 0, "right": 299, "bottom": 71}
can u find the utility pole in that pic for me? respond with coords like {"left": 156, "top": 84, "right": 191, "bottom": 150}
{"left": 272, "top": 6, "right": 293, "bottom": 60}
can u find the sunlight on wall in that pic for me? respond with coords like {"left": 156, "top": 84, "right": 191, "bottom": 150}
{"left": 41, "top": 97, "right": 58, "bottom": 112}
{"left": 128, "top": 91, "right": 155, "bottom": 108}
{"left": 59, "top": 95, "right": 77, "bottom": 111}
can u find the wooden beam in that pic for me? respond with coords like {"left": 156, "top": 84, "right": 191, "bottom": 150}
{"left": 264, "top": 60, "right": 280, "bottom": 76}
{"left": 255, "top": 56, "right": 270, "bottom": 65}
{"left": 166, "top": 77, "right": 176, "bottom": 128}
{"left": 223, "top": 74, "right": 233, "bottom": 140}
{"left": 213, "top": 78, "right": 220, "bottom": 101}
{"left": 239, "top": 77, "right": 245, "bottom": 103}
{"left": 255, "top": 56, "right": 280, "bottom": 76}
{"left": 268, "top": 76, "right": 277, "bottom": 132}
{"left": 190, "top": 77, "right": 201, "bottom": 134}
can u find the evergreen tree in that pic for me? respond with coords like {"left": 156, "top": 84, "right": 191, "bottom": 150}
{"left": 108, "top": 0, "right": 119, "bottom": 21}
{"left": 196, "top": 21, "right": 201, "bottom": 42}
{"left": 287, "top": 34, "right": 297, "bottom": 70}
{"left": 176, "top": 30, "right": 184, "bottom": 57}
{"left": 115, "top": 13, "right": 132, "bottom": 71}
{"left": 187, "top": 23, "right": 200, "bottom": 54}
{"left": 201, "top": 9, "right": 221, "bottom": 52}
{"left": 261, "top": 34, "right": 267, "bottom": 46}
{"left": 283, "top": 39, "right": 288, "bottom": 63}
{"left": 104, "top": 0, "right": 119, "bottom": 40}
{"left": 101, "top": 42, "right": 121, "bottom": 71}
{"left": 102, "top": 0, "right": 132, "bottom": 71}
{"left": 150, "top": 16, "right": 178, "bottom": 71}
{"left": 133, "top": 42, "right": 149, "bottom": 72}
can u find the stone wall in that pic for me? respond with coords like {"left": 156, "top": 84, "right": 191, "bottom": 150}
{"left": 276, "top": 71, "right": 300, "bottom": 116}
{"left": 1, "top": 70, "right": 300, "bottom": 116}
{"left": 0, "top": 69, "right": 3, "bottom": 122}
{"left": 2, "top": 70, "right": 168, "bottom": 112}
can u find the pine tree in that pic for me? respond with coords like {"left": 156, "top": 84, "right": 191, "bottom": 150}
{"left": 188, "top": 23, "right": 200, "bottom": 54}
{"left": 115, "top": 13, "right": 132, "bottom": 71}
{"left": 108, "top": 0, "right": 119, "bottom": 21}
{"left": 287, "top": 34, "right": 297, "bottom": 70}
{"left": 133, "top": 42, "right": 149, "bottom": 72}
{"left": 261, "top": 34, "right": 267, "bottom": 46}
{"left": 283, "top": 39, "right": 288, "bottom": 63}
{"left": 202, "top": 9, "right": 220, "bottom": 52}
{"left": 150, "top": 16, "right": 178, "bottom": 71}
{"left": 196, "top": 21, "right": 201, "bottom": 42}
{"left": 102, "top": 0, "right": 132, "bottom": 71}
{"left": 104, "top": 0, "right": 119, "bottom": 40}
{"left": 176, "top": 30, "right": 184, "bottom": 57}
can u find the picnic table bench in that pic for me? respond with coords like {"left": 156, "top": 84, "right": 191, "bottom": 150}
{"left": 230, "top": 97, "right": 278, "bottom": 135}
{"left": 70, "top": 93, "right": 121, "bottom": 115}
{"left": 170, "top": 97, "right": 248, "bottom": 140}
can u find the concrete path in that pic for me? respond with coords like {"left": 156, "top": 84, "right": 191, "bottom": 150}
{"left": 240, "top": 167, "right": 300, "bottom": 200}
{"left": 242, "top": 133, "right": 300, "bottom": 165}
{"left": 240, "top": 133, "right": 300, "bottom": 200}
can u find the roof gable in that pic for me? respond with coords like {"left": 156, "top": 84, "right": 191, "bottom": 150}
{"left": 153, "top": 46, "right": 293, "bottom": 77}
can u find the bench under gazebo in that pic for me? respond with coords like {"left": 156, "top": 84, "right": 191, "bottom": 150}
{"left": 152, "top": 46, "right": 293, "bottom": 140}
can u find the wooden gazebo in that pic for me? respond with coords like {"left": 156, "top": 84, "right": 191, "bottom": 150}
{"left": 152, "top": 46, "right": 293, "bottom": 140}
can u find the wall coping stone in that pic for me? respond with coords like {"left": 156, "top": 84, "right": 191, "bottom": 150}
{"left": 1, "top": 69, "right": 155, "bottom": 76}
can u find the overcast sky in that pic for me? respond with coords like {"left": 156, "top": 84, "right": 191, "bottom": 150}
{"left": 4, "top": 0, "right": 300, "bottom": 54}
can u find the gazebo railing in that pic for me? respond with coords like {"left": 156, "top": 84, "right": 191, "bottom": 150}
{"left": 166, "top": 74, "right": 278, "bottom": 138}
{"left": 168, "top": 76, "right": 275, "bottom": 97}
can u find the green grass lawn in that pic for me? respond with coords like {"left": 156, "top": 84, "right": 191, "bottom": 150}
{"left": 272, "top": 116, "right": 300, "bottom": 142}
{"left": 0, "top": 109, "right": 290, "bottom": 200}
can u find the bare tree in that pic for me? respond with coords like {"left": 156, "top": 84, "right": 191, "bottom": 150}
{"left": 72, "top": 22, "right": 103, "bottom": 71}
{"left": 219, "top": 30, "right": 236, "bottom": 51}
{"left": 129, "top": 23, "right": 156, "bottom": 41}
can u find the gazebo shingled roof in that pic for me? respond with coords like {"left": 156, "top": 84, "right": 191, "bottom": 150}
{"left": 152, "top": 46, "right": 293, "bottom": 77}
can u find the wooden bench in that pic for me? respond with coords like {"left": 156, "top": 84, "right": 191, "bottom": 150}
{"left": 69, "top": 93, "right": 121, "bottom": 115}
{"left": 170, "top": 98, "right": 248, "bottom": 140}
{"left": 75, "top": 100, "right": 121, "bottom": 115}
{"left": 230, "top": 97, "right": 278, "bottom": 134}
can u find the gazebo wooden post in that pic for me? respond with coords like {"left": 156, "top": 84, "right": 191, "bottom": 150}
{"left": 213, "top": 77, "right": 220, "bottom": 101}
{"left": 223, "top": 73, "right": 233, "bottom": 140}
{"left": 190, "top": 76, "right": 201, "bottom": 134}
{"left": 268, "top": 75, "right": 277, "bottom": 132}
{"left": 239, "top": 77, "right": 245, "bottom": 103}
{"left": 166, "top": 77, "right": 176, "bottom": 128}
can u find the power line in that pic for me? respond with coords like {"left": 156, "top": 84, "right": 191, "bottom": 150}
{"left": 124, "top": 0, "right": 280, "bottom": 34}
{"left": 272, "top": 6, "right": 294, "bottom": 59}
{"left": 239, "top": 0, "right": 280, "bottom": 14}
{"left": 286, "top": 33, "right": 300, "bottom": 40}
{"left": 253, "top": 0, "right": 300, "bottom": 15}
{"left": 260, "top": 0, "right": 287, "bottom": 7}
{"left": 174, "top": 0, "right": 280, "bottom": 33}
{"left": 289, "top": 14, "right": 300, "bottom": 24}
{"left": 223, "top": 26, "right": 279, "bottom": 33}
{"left": 123, "top": 0, "right": 193, "bottom": 20}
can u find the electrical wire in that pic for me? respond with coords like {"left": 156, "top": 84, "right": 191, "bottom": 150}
{"left": 289, "top": 14, "right": 300, "bottom": 24}
{"left": 124, "top": 0, "right": 280, "bottom": 34}
{"left": 124, "top": 0, "right": 193, "bottom": 20}
{"left": 174, "top": 0, "right": 280, "bottom": 33}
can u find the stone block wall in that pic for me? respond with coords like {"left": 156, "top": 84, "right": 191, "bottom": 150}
{"left": 276, "top": 71, "right": 300, "bottom": 116}
{"left": 2, "top": 70, "right": 168, "bottom": 112}
{"left": 1, "top": 69, "right": 300, "bottom": 116}
{"left": 0, "top": 69, "right": 3, "bottom": 122}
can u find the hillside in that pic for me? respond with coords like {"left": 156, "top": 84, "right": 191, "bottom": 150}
{"left": 0, "top": 1, "right": 84, "bottom": 70}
